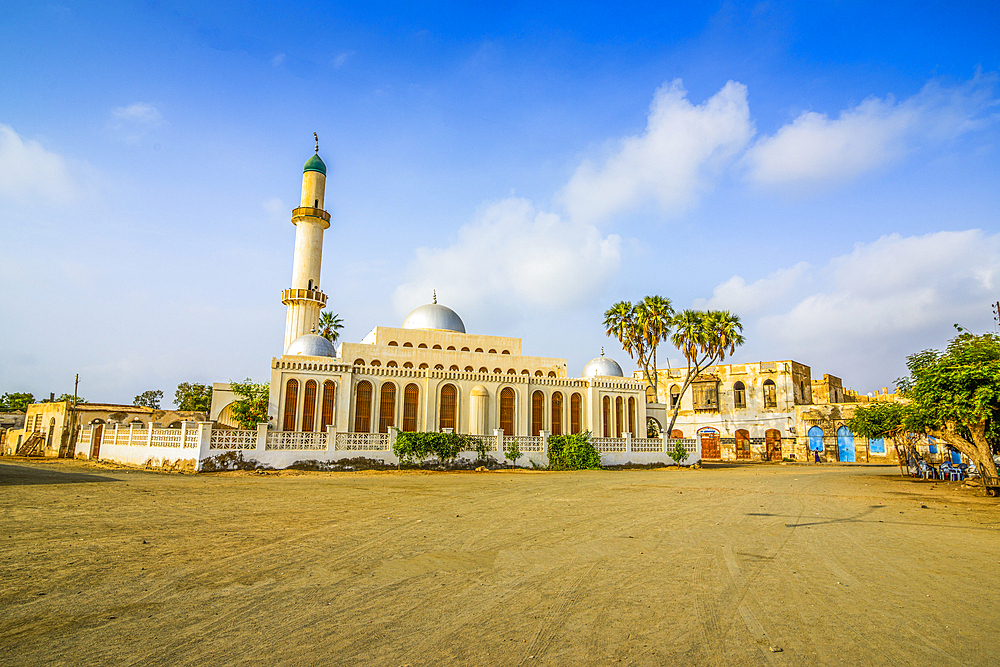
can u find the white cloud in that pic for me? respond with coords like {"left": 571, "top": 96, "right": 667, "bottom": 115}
{"left": 393, "top": 198, "right": 621, "bottom": 328}
{"left": 332, "top": 51, "right": 355, "bottom": 68}
{"left": 0, "top": 123, "right": 77, "bottom": 205}
{"left": 702, "top": 230, "right": 1000, "bottom": 388}
{"left": 109, "top": 102, "right": 164, "bottom": 142}
{"left": 693, "top": 262, "right": 810, "bottom": 315}
{"left": 560, "top": 79, "right": 754, "bottom": 224}
{"left": 745, "top": 75, "right": 999, "bottom": 185}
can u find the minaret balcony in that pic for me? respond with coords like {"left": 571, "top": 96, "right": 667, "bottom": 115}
{"left": 291, "top": 207, "right": 331, "bottom": 227}
{"left": 281, "top": 288, "right": 327, "bottom": 306}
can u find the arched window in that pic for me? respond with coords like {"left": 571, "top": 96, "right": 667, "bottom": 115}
{"left": 302, "top": 380, "right": 317, "bottom": 432}
{"left": 531, "top": 391, "right": 544, "bottom": 436}
{"left": 434, "top": 364, "right": 444, "bottom": 370}
{"left": 461, "top": 347, "right": 470, "bottom": 352}
{"left": 402, "top": 384, "right": 419, "bottom": 432}
{"left": 354, "top": 380, "right": 372, "bottom": 433}
{"left": 570, "top": 393, "right": 582, "bottom": 434}
{"left": 502, "top": 350, "right": 510, "bottom": 355}
{"left": 733, "top": 381, "right": 746, "bottom": 408}
{"left": 353, "top": 358, "right": 365, "bottom": 366}
{"left": 449, "top": 364, "right": 459, "bottom": 371}
{"left": 763, "top": 379, "right": 777, "bottom": 408}
{"left": 387, "top": 361, "right": 398, "bottom": 368}
{"left": 520, "top": 369, "right": 529, "bottom": 375}
{"left": 432, "top": 344, "right": 442, "bottom": 350}
{"left": 500, "top": 387, "right": 515, "bottom": 435}
{"left": 507, "top": 369, "right": 516, "bottom": 375}
{"left": 464, "top": 366, "right": 474, "bottom": 372}
{"left": 551, "top": 391, "right": 563, "bottom": 436}
{"left": 378, "top": 383, "right": 396, "bottom": 433}
{"left": 403, "top": 362, "right": 413, "bottom": 369}
{"left": 447, "top": 346, "right": 456, "bottom": 351}
{"left": 283, "top": 379, "right": 298, "bottom": 431}
{"left": 646, "top": 386, "right": 656, "bottom": 403}
{"left": 370, "top": 360, "right": 381, "bottom": 367}
{"left": 627, "top": 397, "right": 635, "bottom": 436}
{"left": 670, "top": 429, "right": 684, "bottom": 438}
{"left": 418, "top": 343, "right": 428, "bottom": 349}
{"left": 489, "top": 349, "right": 497, "bottom": 354}
{"left": 439, "top": 384, "right": 457, "bottom": 431}
{"left": 615, "top": 396, "right": 624, "bottom": 437}
{"left": 419, "top": 363, "right": 429, "bottom": 370}
{"left": 320, "top": 381, "right": 335, "bottom": 431}
{"left": 670, "top": 384, "right": 680, "bottom": 408}
{"left": 475, "top": 348, "right": 484, "bottom": 353}
{"left": 602, "top": 396, "right": 611, "bottom": 437}
{"left": 479, "top": 367, "right": 488, "bottom": 373}
{"left": 547, "top": 371, "right": 556, "bottom": 377}
{"left": 493, "top": 368, "right": 502, "bottom": 374}
{"left": 388, "top": 341, "right": 398, "bottom": 346}
{"left": 534, "top": 370, "right": 543, "bottom": 377}
{"left": 403, "top": 342, "right": 413, "bottom": 348}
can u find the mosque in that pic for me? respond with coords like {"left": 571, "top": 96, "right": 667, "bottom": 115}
{"left": 210, "top": 146, "right": 650, "bottom": 448}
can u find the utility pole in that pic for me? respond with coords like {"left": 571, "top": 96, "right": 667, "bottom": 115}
{"left": 993, "top": 301, "right": 999, "bottom": 331}
{"left": 67, "top": 373, "right": 80, "bottom": 458}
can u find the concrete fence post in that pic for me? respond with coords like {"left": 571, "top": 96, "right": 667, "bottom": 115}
{"left": 327, "top": 424, "right": 336, "bottom": 451}
{"left": 195, "top": 422, "right": 213, "bottom": 471}
{"left": 256, "top": 423, "right": 268, "bottom": 454}
{"left": 625, "top": 431, "right": 632, "bottom": 454}
{"left": 495, "top": 428, "right": 503, "bottom": 455}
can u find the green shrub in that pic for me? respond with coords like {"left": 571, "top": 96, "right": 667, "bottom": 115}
{"left": 548, "top": 431, "right": 602, "bottom": 470}
{"left": 503, "top": 437, "right": 522, "bottom": 467}
{"left": 393, "top": 431, "right": 477, "bottom": 464}
{"left": 669, "top": 440, "right": 690, "bottom": 465}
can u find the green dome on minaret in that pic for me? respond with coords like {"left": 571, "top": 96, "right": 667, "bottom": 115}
{"left": 303, "top": 153, "right": 327, "bottom": 175}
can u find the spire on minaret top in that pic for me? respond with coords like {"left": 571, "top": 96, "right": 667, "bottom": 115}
{"left": 433, "top": 289, "right": 437, "bottom": 304}
{"left": 314, "top": 132, "right": 319, "bottom": 153}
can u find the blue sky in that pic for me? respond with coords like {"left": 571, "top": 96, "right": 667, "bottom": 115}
{"left": 1, "top": 1, "right": 998, "bottom": 406}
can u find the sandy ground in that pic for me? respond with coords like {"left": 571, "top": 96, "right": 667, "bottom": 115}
{"left": 1, "top": 459, "right": 997, "bottom": 666}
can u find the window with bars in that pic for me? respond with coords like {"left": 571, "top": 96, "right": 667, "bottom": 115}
{"left": 602, "top": 396, "right": 611, "bottom": 437}
{"left": 615, "top": 396, "right": 623, "bottom": 437}
{"left": 439, "top": 384, "right": 457, "bottom": 431}
{"left": 283, "top": 379, "right": 298, "bottom": 431}
{"left": 354, "top": 381, "right": 372, "bottom": 433}
{"left": 692, "top": 382, "right": 719, "bottom": 410}
{"left": 500, "top": 387, "right": 515, "bottom": 435}
{"left": 670, "top": 384, "right": 680, "bottom": 408}
{"left": 302, "top": 380, "right": 317, "bottom": 432}
{"left": 763, "top": 380, "right": 777, "bottom": 408}
{"left": 570, "top": 393, "right": 581, "bottom": 434}
{"left": 733, "top": 381, "right": 746, "bottom": 408}
{"left": 551, "top": 391, "right": 563, "bottom": 436}
{"left": 627, "top": 397, "right": 635, "bottom": 436}
{"left": 320, "top": 381, "right": 335, "bottom": 431}
{"left": 378, "top": 383, "right": 396, "bottom": 433}
{"left": 531, "top": 391, "right": 544, "bottom": 436}
{"left": 402, "top": 383, "right": 419, "bottom": 432}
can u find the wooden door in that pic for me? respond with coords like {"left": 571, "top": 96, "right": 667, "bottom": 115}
{"left": 699, "top": 429, "right": 720, "bottom": 459}
{"left": 766, "top": 429, "right": 782, "bottom": 461}
{"left": 91, "top": 425, "right": 103, "bottom": 459}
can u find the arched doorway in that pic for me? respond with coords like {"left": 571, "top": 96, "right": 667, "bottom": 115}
{"left": 808, "top": 426, "right": 824, "bottom": 462}
{"left": 699, "top": 427, "right": 720, "bottom": 459}
{"left": 837, "top": 425, "right": 855, "bottom": 463}
{"left": 439, "top": 384, "right": 457, "bottom": 431}
{"left": 735, "top": 429, "right": 751, "bottom": 460}
{"left": 765, "top": 429, "right": 782, "bottom": 461}
{"left": 670, "top": 429, "right": 684, "bottom": 438}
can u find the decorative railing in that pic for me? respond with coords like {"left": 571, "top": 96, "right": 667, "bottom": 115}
{"left": 591, "top": 437, "right": 626, "bottom": 452}
{"left": 334, "top": 432, "right": 390, "bottom": 451}
{"left": 464, "top": 434, "right": 498, "bottom": 452}
{"left": 150, "top": 429, "right": 183, "bottom": 448}
{"left": 667, "top": 437, "right": 698, "bottom": 453}
{"left": 127, "top": 427, "right": 148, "bottom": 446}
{"left": 631, "top": 437, "right": 663, "bottom": 452}
{"left": 77, "top": 427, "right": 91, "bottom": 448}
{"left": 266, "top": 431, "right": 328, "bottom": 450}
{"left": 184, "top": 429, "right": 199, "bottom": 448}
{"left": 210, "top": 430, "right": 258, "bottom": 450}
{"left": 503, "top": 435, "right": 543, "bottom": 452}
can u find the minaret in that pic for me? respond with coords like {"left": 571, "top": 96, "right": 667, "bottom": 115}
{"left": 282, "top": 136, "right": 331, "bottom": 352}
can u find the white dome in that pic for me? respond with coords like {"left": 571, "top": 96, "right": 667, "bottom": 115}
{"left": 285, "top": 333, "right": 336, "bottom": 357}
{"left": 581, "top": 353, "right": 624, "bottom": 378}
{"left": 402, "top": 302, "right": 466, "bottom": 333}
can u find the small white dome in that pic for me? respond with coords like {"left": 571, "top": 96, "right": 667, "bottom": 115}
{"left": 285, "top": 333, "right": 336, "bottom": 357}
{"left": 401, "top": 302, "right": 466, "bottom": 333}
{"left": 581, "top": 352, "right": 624, "bottom": 378}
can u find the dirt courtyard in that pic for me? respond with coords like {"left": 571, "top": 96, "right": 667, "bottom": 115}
{"left": 1, "top": 460, "right": 997, "bottom": 666}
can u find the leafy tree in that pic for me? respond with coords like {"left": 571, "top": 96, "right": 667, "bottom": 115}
{"left": 228, "top": 379, "right": 271, "bottom": 430}
{"left": 0, "top": 392, "right": 34, "bottom": 412}
{"left": 504, "top": 437, "right": 522, "bottom": 468}
{"left": 845, "top": 401, "right": 914, "bottom": 476}
{"left": 665, "top": 310, "right": 745, "bottom": 436}
{"left": 669, "top": 441, "right": 690, "bottom": 466}
{"left": 53, "top": 393, "right": 85, "bottom": 404}
{"left": 133, "top": 390, "right": 163, "bottom": 409}
{"left": 646, "top": 417, "right": 661, "bottom": 438}
{"left": 604, "top": 295, "right": 674, "bottom": 397}
{"left": 548, "top": 432, "right": 601, "bottom": 470}
{"left": 175, "top": 383, "right": 213, "bottom": 412}
{"left": 318, "top": 311, "right": 344, "bottom": 343}
{"left": 896, "top": 332, "right": 1000, "bottom": 480}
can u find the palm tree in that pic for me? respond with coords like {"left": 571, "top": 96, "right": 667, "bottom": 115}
{"left": 665, "top": 309, "right": 745, "bottom": 436}
{"left": 317, "top": 311, "right": 344, "bottom": 343}
{"left": 604, "top": 301, "right": 641, "bottom": 361}
{"left": 635, "top": 295, "right": 674, "bottom": 397}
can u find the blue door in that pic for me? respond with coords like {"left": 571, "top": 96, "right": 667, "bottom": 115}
{"left": 837, "top": 426, "right": 855, "bottom": 463}
{"left": 808, "top": 426, "right": 824, "bottom": 451}
{"left": 869, "top": 437, "right": 886, "bottom": 455}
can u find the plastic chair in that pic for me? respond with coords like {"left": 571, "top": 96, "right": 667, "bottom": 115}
{"left": 967, "top": 462, "right": 979, "bottom": 479}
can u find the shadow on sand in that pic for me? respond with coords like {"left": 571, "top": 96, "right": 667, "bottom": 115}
{"left": 0, "top": 462, "right": 121, "bottom": 486}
